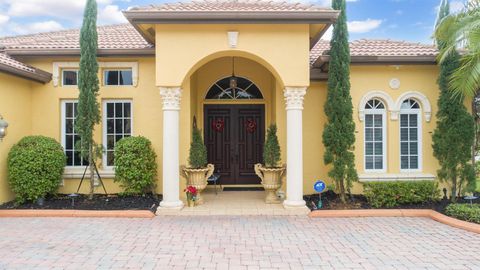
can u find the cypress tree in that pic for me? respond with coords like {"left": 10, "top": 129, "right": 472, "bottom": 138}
{"left": 322, "top": 0, "right": 358, "bottom": 204}
{"left": 432, "top": 0, "right": 475, "bottom": 202}
{"left": 76, "top": 0, "right": 101, "bottom": 199}
{"left": 188, "top": 127, "right": 208, "bottom": 169}
{"left": 263, "top": 124, "right": 281, "bottom": 168}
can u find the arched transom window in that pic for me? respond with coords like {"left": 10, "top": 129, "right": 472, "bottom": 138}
{"left": 400, "top": 98, "right": 421, "bottom": 171}
{"left": 206, "top": 76, "right": 263, "bottom": 100}
{"left": 364, "top": 98, "right": 387, "bottom": 171}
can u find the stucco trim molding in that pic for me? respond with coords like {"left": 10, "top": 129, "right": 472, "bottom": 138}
{"left": 393, "top": 91, "right": 432, "bottom": 122}
{"left": 358, "top": 173, "right": 435, "bottom": 182}
{"left": 358, "top": 90, "right": 395, "bottom": 121}
{"left": 52, "top": 61, "right": 139, "bottom": 87}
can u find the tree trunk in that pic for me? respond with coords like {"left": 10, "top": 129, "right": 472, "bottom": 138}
{"left": 339, "top": 179, "right": 346, "bottom": 204}
{"left": 88, "top": 145, "right": 94, "bottom": 200}
{"left": 451, "top": 176, "right": 457, "bottom": 202}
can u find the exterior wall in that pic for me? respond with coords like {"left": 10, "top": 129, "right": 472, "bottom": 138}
{"left": 303, "top": 65, "right": 442, "bottom": 195}
{"left": 22, "top": 57, "right": 162, "bottom": 195}
{"left": 155, "top": 24, "right": 311, "bottom": 88}
{"left": 0, "top": 73, "right": 33, "bottom": 203}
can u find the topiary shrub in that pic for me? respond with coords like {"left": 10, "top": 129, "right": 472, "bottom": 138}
{"left": 7, "top": 136, "right": 66, "bottom": 203}
{"left": 188, "top": 126, "right": 207, "bottom": 169}
{"left": 263, "top": 124, "right": 281, "bottom": 168}
{"left": 363, "top": 181, "right": 440, "bottom": 208}
{"left": 114, "top": 136, "right": 157, "bottom": 195}
{"left": 445, "top": 204, "right": 480, "bottom": 224}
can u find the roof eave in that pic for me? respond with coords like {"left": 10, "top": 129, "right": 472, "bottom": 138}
{"left": 313, "top": 55, "right": 437, "bottom": 67}
{"left": 123, "top": 10, "right": 340, "bottom": 24}
{"left": 0, "top": 63, "right": 52, "bottom": 83}
{"left": 4, "top": 48, "right": 156, "bottom": 57}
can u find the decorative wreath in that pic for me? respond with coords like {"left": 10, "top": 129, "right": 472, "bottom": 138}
{"left": 212, "top": 119, "right": 225, "bottom": 133}
{"left": 245, "top": 119, "right": 257, "bottom": 133}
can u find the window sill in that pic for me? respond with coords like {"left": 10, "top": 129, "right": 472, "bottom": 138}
{"left": 359, "top": 173, "right": 435, "bottom": 182}
{"left": 63, "top": 168, "right": 115, "bottom": 179}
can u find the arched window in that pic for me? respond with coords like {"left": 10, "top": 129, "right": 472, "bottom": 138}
{"left": 400, "top": 98, "right": 421, "bottom": 171}
{"left": 364, "top": 99, "right": 387, "bottom": 171}
{"left": 205, "top": 76, "right": 263, "bottom": 100}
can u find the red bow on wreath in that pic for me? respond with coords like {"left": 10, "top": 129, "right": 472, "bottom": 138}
{"left": 212, "top": 119, "right": 225, "bottom": 132}
{"left": 245, "top": 119, "right": 257, "bottom": 133}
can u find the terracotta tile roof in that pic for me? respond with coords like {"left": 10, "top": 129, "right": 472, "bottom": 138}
{"left": 0, "top": 52, "right": 52, "bottom": 82}
{"left": 310, "top": 39, "right": 438, "bottom": 65}
{"left": 0, "top": 24, "right": 153, "bottom": 51}
{"left": 129, "top": 0, "right": 330, "bottom": 12}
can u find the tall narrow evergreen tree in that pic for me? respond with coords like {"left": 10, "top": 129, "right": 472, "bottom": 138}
{"left": 76, "top": 0, "right": 101, "bottom": 199}
{"left": 432, "top": 0, "right": 475, "bottom": 202}
{"left": 322, "top": 0, "right": 357, "bottom": 204}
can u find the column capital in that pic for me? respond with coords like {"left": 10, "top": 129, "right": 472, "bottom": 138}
{"left": 159, "top": 87, "right": 182, "bottom": 111}
{"left": 284, "top": 87, "right": 307, "bottom": 110}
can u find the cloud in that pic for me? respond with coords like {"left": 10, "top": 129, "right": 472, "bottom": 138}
{"left": 450, "top": 1, "right": 465, "bottom": 13}
{"left": 0, "top": 14, "right": 9, "bottom": 25}
{"left": 98, "top": 5, "right": 127, "bottom": 25}
{"left": 11, "top": 20, "right": 64, "bottom": 35}
{"left": 348, "top": 19, "right": 383, "bottom": 33}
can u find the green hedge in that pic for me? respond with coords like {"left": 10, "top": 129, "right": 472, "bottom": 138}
{"left": 114, "top": 136, "right": 157, "bottom": 195}
{"left": 7, "top": 136, "right": 66, "bottom": 203}
{"left": 445, "top": 204, "right": 480, "bottom": 224}
{"left": 363, "top": 181, "right": 440, "bottom": 208}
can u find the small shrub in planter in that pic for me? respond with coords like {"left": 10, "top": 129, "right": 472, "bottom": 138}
{"left": 446, "top": 204, "right": 480, "bottom": 224}
{"left": 7, "top": 136, "right": 66, "bottom": 204}
{"left": 363, "top": 181, "right": 440, "bottom": 208}
{"left": 114, "top": 136, "right": 157, "bottom": 195}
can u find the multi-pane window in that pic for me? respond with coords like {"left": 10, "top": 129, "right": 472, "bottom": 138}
{"left": 364, "top": 99, "right": 386, "bottom": 171}
{"left": 62, "top": 70, "right": 78, "bottom": 86}
{"left": 62, "top": 101, "right": 88, "bottom": 167}
{"left": 400, "top": 99, "right": 421, "bottom": 170}
{"left": 104, "top": 69, "right": 133, "bottom": 86}
{"left": 104, "top": 101, "right": 132, "bottom": 167}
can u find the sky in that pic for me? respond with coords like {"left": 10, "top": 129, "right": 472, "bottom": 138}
{"left": 0, "top": 0, "right": 468, "bottom": 44}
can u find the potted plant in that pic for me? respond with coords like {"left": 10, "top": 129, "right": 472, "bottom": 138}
{"left": 255, "top": 124, "right": 285, "bottom": 203}
{"left": 184, "top": 186, "right": 198, "bottom": 207}
{"left": 182, "top": 126, "right": 214, "bottom": 204}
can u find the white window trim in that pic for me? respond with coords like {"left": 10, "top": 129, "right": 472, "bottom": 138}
{"left": 358, "top": 91, "right": 395, "bottom": 121}
{"left": 364, "top": 106, "right": 387, "bottom": 173}
{"left": 102, "top": 99, "right": 134, "bottom": 170}
{"left": 52, "top": 62, "right": 138, "bottom": 87}
{"left": 103, "top": 69, "right": 134, "bottom": 87}
{"left": 399, "top": 107, "right": 422, "bottom": 173}
{"left": 61, "top": 69, "right": 79, "bottom": 87}
{"left": 394, "top": 91, "right": 431, "bottom": 122}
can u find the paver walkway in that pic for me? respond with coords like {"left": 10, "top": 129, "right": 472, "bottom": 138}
{"left": 0, "top": 216, "right": 479, "bottom": 269}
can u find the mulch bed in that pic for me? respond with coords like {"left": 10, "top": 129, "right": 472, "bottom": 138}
{"left": 304, "top": 190, "right": 479, "bottom": 214}
{"left": 0, "top": 193, "right": 162, "bottom": 212}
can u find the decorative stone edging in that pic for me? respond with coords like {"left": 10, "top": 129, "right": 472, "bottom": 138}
{"left": 0, "top": 209, "right": 155, "bottom": 218}
{"left": 309, "top": 209, "right": 480, "bottom": 234}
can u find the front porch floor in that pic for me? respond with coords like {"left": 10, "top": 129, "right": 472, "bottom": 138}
{"left": 156, "top": 190, "right": 310, "bottom": 216}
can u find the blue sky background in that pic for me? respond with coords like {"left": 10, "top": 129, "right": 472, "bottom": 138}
{"left": 0, "top": 0, "right": 467, "bottom": 44}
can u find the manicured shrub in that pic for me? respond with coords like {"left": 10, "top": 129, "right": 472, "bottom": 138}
{"left": 263, "top": 124, "right": 281, "bottom": 168}
{"left": 445, "top": 204, "right": 480, "bottom": 224}
{"left": 114, "top": 136, "right": 157, "bottom": 195}
{"left": 363, "top": 181, "right": 440, "bottom": 208}
{"left": 188, "top": 126, "right": 207, "bottom": 169}
{"left": 7, "top": 136, "right": 66, "bottom": 203}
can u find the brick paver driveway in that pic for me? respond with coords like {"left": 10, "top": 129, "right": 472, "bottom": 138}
{"left": 0, "top": 216, "right": 479, "bottom": 269}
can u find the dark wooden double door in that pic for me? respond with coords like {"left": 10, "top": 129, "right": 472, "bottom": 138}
{"left": 204, "top": 105, "right": 265, "bottom": 185}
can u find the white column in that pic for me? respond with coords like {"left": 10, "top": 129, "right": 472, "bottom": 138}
{"left": 158, "top": 87, "right": 184, "bottom": 210}
{"left": 283, "top": 87, "right": 307, "bottom": 208}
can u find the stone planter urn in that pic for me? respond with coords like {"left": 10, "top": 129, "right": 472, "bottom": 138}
{"left": 254, "top": 163, "right": 285, "bottom": 204}
{"left": 183, "top": 164, "right": 214, "bottom": 205}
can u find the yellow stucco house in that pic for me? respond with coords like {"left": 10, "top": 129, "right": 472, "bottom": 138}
{"left": 0, "top": 0, "right": 444, "bottom": 211}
